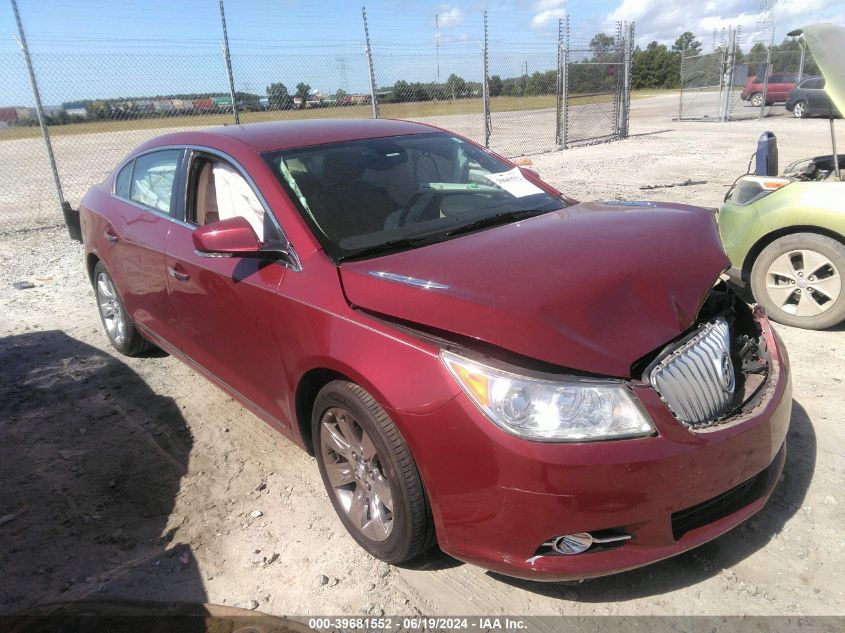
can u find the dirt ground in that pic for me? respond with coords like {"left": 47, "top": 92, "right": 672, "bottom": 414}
{"left": 1, "top": 94, "right": 843, "bottom": 617}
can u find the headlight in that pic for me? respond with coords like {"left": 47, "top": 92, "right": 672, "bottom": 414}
{"left": 441, "top": 350, "right": 655, "bottom": 442}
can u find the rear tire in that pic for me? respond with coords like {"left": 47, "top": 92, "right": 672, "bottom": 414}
{"left": 750, "top": 233, "right": 845, "bottom": 330}
{"left": 312, "top": 380, "right": 435, "bottom": 564}
{"left": 793, "top": 101, "right": 808, "bottom": 118}
{"left": 93, "top": 261, "right": 154, "bottom": 356}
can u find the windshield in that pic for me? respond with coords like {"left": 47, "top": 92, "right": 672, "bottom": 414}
{"left": 263, "top": 132, "right": 566, "bottom": 260}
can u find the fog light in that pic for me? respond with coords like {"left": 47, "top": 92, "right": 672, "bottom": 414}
{"left": 551, "top": 533, "right": 593, "bottom": 555}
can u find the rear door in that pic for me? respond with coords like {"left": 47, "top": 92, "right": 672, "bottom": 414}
{"left": 807, "top": 78, "right": 833, "bottom": 116}
{"left": 163, "top": 149, "right": 292, "bottom": 430}
{"left": 104, "top": 148, "right": 184, "bottom": 346}
{"left": 769, "top": 74, "right": 797, "bottom": 102}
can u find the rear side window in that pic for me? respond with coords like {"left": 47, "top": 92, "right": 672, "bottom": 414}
{"left": 129, "top": 149, "right": 182, "bottom": 213}
{"left": 115, "top": 162, "right": 132, "bottom": 198}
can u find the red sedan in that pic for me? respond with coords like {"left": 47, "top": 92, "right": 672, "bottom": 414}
{"left": 80, "top": 119, "right": 791, "bottom": 580}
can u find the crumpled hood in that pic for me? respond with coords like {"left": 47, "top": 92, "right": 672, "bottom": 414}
{"left": 802, "top": 24, "right": 845, "bottom": 119}
{"left": 339, "top": 201, "right": 730, "bottom": 377}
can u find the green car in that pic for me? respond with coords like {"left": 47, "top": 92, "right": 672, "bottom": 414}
{"left": 719, "top": 24, "right": 845, "bottom": 330}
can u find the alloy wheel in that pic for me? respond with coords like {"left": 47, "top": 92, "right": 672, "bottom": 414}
{"left": 765, "top": 249, "right": 841, "bottom": 317}
{"left": 96, "top": 271, "right": 127, "bottom": 346}
{"left": 751, "top": 93, "right": 764, "bottom": 107}
{"left": 794, "top": 102, "right": 806, "bottom": 118}
{"left": 320, "top": 406, "right": 394, "bottom": 541}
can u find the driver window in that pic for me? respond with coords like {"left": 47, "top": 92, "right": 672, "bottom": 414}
{"left": 190, "top": 156, "right": 266, "bottom": 241}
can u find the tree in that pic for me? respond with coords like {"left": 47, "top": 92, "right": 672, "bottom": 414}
{"left": 488, "top": 75, "right": 503, "bottom": 97}
{"left": 672, "top": 32, "right": 702, "bottom": 56}
{"left": 590, "top": 33, "right": 616, "bottom": 60}
{"left": 266, "top": 82, "right": 290, "bottom": 110}
{"left": 295, "top": 83, "right": 311, "bottom": 100}
{"left": 334, "top": 88, "right": 348, "bottom": 104}
{"left": 631, "top": 41, "right": 680, "bottom": 89}
{"left": 445, "top": 73, "right": 466, "bottom": 100}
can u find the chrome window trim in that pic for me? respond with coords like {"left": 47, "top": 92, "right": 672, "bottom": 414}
{"left": 109, "top": 143, "right": 301, "bottom": 272}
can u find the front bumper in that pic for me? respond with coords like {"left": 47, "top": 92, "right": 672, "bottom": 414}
{"left": 396, "top": 311, "right": 792, "bottom": 581}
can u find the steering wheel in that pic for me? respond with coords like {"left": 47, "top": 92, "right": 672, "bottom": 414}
{"left": 397, "top": 188, "right": 438, "bottom": 226}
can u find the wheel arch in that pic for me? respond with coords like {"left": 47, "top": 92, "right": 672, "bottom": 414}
{"left": 742, "top": 225, "right": 845, "bottom": 283}
{"left": 294, "top": 367, "right": 351, "bottom": 455}
{"left": 86, "top": 252, "right": 101, "bottom": 287}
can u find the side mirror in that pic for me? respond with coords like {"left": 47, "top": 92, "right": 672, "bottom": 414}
{"left": 192, "top": 216, "right": 263, "bottom": 256}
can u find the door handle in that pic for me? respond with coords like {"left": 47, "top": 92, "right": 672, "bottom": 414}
{"left": 104, "top": 229, "right": 119, "bottom": 244}
{"left": 168, "top": 267, "right": 190, "bottom": 282}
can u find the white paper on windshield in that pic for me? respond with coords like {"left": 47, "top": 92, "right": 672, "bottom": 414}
{"left": 483, "top": 168, "right": 545, "bottom": 198}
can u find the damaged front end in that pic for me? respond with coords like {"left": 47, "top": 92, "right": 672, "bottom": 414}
{"left": 634, "top": 282, "right": 774, "bottom": 430}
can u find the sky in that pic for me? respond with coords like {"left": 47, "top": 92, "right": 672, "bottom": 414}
{"left": 2, "top": 0, "right": 843, "bottom": 106}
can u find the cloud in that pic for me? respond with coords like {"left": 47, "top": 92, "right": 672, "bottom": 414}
{"left": 531, "top": 0, "right": 566, "bottom": 29}
{"left": 606, "top": 0, "right": 841, "bottom": 48}
{"left": 437, "top": 7, "right": 464, "bottom": 28}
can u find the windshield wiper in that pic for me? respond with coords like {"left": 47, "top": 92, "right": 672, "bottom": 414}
{"left": 443, "top": 208, "right": 548, "bottom": 237}
{"left": 337, "top": 234, "right": 444, "bottom": 262}
{"left": 337, "top": 209, "right": 553, "bottom": 262}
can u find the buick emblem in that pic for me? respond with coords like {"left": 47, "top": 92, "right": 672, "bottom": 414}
{"left": 719, "top": 352, "right": 735, "bottom": 393}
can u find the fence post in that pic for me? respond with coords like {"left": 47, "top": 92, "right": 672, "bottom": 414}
{"left": 218, "top": 0, "right": 240, "bottom": 124}
{"left": 558, "top": 15, "right": 569, "bottom": 149}
{"left": 361, "top": 6, "right": 379, "bottom": 119}
{"left": 621, "top": 21, "right": 634, "bottom": 139}
{"left": 482, "top": 11, "right": 490, "bottom": 148}
{"left": 720, "top": 27, "right": 736, "bottom": 122}
{"left": 555, "top": 19, "right": 561, "bottom": 142}
{"left": 678, "top": 49, "right": 685, "bottom": 121}
{"left": 11, "top": 0, "right": 77, "bottom": 239}
{"left": 758, "top": 34, "right": 773, "bottom": 120}
{"left": 798, "top": 43, "right": 806, "bottom": 81}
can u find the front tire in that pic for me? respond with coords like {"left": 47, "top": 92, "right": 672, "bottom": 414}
{"left": 793, "top": 101, "right": 808, "bottom": 118}
{"left": 312, "top": 380, "right": 435, "bottom": 563}
{"left": 750, "top": 233, "right": 845, "bottom": 330}
{"left": 750, "top": 92, "right": 764, "bottom": 107}
{"left": 93, "top": 261, "right": 153, "bottom": 356}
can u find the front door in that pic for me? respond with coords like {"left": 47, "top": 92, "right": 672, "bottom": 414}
{"left": 164, "top": 151, "right": 291, "bottom": 431}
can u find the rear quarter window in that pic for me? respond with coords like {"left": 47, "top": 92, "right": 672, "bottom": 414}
{"left": 129, "top": 149, "right": 182, "bottom": 214}
{"left": 115, "top": 161, "right": 132, "bottom": 198}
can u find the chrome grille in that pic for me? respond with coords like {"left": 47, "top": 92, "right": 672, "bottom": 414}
{"left": 648, "top": 318, "right": 735, "bottom": 428}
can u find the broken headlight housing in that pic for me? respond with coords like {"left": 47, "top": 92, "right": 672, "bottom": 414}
{"left": 441, "top": 350, "right": 655, "bottom": 442}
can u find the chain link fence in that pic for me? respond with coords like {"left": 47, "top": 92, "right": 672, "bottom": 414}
{"left": 486, "top": 50, "right": 560, "bottom": 157}
{"left": 372, "top": 51, "right": 485, "bottom": 145}
{"left": 1, "top": 7, "right": 634, "bottom": 233}
{"left": 678, "top": 49, "right": 727, "bottom": 121}
{"left": 563, "top": 22, "right": 632, "bottom": 147}
{"left": 679, "top": 31, "right": 817, "bottom": 122}
{"left": 730, "top": 49, "right": 810, "bottom": 120}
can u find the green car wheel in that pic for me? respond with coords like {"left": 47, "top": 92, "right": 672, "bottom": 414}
{"left": 750, "top": 233, "right": 845, "bottom": 330}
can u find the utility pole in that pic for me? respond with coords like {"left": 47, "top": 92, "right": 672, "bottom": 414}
{"left": 435, "top": 13, "right": 440, "bottom": 83}
{"left": 362, "top": 6, "right": 379, "bottom": 118}
{"left": 11, "top": 0, "right": 76, "bottom": 239}
{"left": 218, "top": 0, "right": 239, "bottom": 124}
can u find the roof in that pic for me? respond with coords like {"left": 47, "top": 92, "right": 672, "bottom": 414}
{"left": 181, "top": 119, "right": 440, "bottom": 154}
